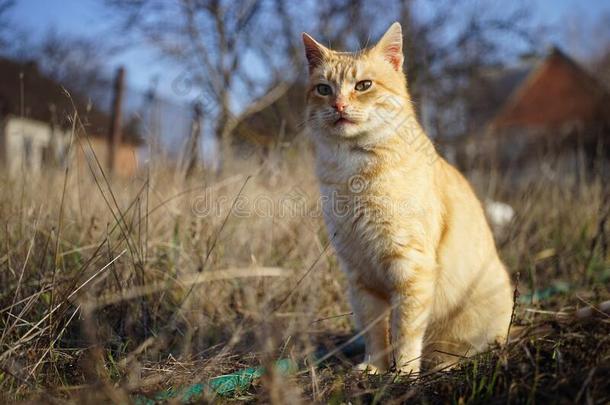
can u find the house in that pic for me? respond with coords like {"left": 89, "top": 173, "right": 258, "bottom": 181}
{"left": 0, "top": 58, "right": 142, "bottom": 177}
{"left": 233, "top": 83, "right": 306, "bottom": 157}
{"left": 458, "top": 47, "right": 610, "bottom": 171}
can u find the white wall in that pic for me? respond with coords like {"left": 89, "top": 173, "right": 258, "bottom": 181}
{"left": 3, "top": 116, "right": 69, "bottom": 176}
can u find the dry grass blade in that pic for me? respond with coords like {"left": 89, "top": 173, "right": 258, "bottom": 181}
{"left": 93, "top": 267, "right": 291, "bottom": 308}
{"left": 0, "top": 250, "right": 125, "bottom": 363}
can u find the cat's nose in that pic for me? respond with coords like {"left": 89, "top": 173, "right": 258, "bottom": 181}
{"left": 333, "top": 100, "right": 347, "bottom": 113}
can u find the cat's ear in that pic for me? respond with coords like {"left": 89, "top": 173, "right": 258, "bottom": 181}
{"left": 374, "top": 22, "right": 404, "bottom": 71}
{"left": 302, "top": 33, "right": 329, "bottom": 73}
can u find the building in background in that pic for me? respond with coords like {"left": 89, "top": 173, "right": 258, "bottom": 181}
{"left": 458, "top": 47, "right": 610, "bottom": 173}
{"left": 0, "top": 58, "right": 142, "bottom": 177}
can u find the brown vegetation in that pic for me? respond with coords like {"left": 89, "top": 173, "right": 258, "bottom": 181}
{"left": 0, "top": 131, "right": 608, "bottom": 403}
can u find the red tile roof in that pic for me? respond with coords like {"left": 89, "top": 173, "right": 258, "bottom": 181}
{"left": 490, "top": 48, "right": 610, "bottom": 131}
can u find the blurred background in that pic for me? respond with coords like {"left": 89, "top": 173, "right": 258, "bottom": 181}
{"left": 1, "top": 0, "right": 609, "bottom": 177}
{"left": 0, "top": 1, "right": 609, "bottom": 403}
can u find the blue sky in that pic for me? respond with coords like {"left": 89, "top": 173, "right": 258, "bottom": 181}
{"left": 8, "top": 0, "right": 177, "bottom": 98}
{"left": 8, "top": 0, "right": 610, "bottom": 102}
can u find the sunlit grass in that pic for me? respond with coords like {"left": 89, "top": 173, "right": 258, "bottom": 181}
{"left": 0, "top": 134, "right": 608, "bottom": 403}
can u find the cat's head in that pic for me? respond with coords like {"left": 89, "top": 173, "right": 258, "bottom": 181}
{"left": 302, "top": 22, "right": 410, "bottom": 143}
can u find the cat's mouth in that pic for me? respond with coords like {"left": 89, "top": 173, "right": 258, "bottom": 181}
{"left": 334, "top": 117, "right": 354, "bottom": 126}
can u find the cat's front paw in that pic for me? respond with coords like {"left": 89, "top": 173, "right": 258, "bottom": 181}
{"left": 354, "top": 362, "right": 385, "bottom": 375}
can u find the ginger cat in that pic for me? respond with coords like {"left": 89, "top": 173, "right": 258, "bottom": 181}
{"left": 302, "top": 23, "right": 514, "bottom": 374}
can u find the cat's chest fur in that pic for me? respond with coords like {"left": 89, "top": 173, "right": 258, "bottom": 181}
{"left": 315, "top": 142, "right": 432, "bottom": 291}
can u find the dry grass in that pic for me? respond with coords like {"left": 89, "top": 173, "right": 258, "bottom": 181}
{"left": 0, "top": 137, "right": 608, "bottom": 404}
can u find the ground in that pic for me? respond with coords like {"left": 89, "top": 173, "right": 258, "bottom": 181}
{"left": 0, "top": 143, "right": 608, "bottom": 404}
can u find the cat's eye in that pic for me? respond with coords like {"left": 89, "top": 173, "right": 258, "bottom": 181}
{"left": 316, "top": 84, "right": 332, "bottom": 96}
{"left": 355, "top": 80, "right": 372, "bottom": 91}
